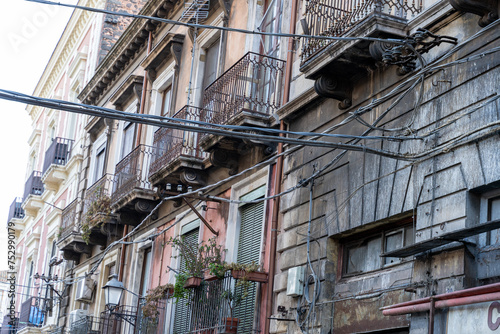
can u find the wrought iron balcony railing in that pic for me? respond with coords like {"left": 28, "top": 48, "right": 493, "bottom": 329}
{"left": 82, "top": 174, "right": 114, "bottom": 220}
{"left": 172, "top": 274, "right": 260, "bottom": 334}
{"left": 149, "top": 106, "right": 204, "bottom": 177}
{"left": 1, "top": 313, "right": 19, "bottom": 333}
{"left": 18, "top": 297, "right": 46, "bottom": 330}
{"left": 301, "top": 0, "right": 423, "bottom": 63}
{"left": 23, "top": 171, "right": 44, "bottom": 201}
{"left": 201, "top": 52, "right": 285, "bottom": 126}
{"left": 112, "top": 144, "right": 155, "bottom": 205}
{"left": 7, "top": 197, "right": 24, "bottom": 223}
{"left": 136, "top": 297, "right": 169, "bottom": 334}
{"left": 42, "top": 137, "right": 74, "bottom": 175}
{"left": 70, "top": 306, "right": 138, "bottom": 334}
{"left": 59, "top": 199, "right": 78, "bottom": 240}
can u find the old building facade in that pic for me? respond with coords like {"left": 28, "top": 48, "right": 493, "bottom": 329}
{"left": 4, "top": 0, "right": 500, "bottom": 333}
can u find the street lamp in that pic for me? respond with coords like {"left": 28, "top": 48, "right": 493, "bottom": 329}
{"left": 102, "top": 274, "right": 124, "bottom": 312}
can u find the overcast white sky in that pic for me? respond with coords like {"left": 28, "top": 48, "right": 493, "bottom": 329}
{"left": 0, "top": 1, "right": 76, "bottom": 270}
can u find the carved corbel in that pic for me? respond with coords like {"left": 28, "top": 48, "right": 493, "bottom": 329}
{"left": 180, "top": 169, "right": 207, "bottom": 186}
{"left": 62, "top": 249, "right": 80, "bottom": 262}
{"left": 314, "top": 74, "right": 352, "bottom": 109}
{"left": 449, "top": 0, "right": 499, "bottom": 27}
{"left": 210, "top": 149, "right": 238, "bottom": 175}
{"left": 170, "top": 41, "right": 183, "bottom": 71}
{"left": 73, "top": 242, "right": 92, "bottom": 255}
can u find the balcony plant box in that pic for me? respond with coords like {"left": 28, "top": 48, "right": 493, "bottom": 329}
{"left": 230, "top": 270, "right": 268, "bottom": 283}
{"left": 184, "top": 276, "right": 202, "bottom": 288}
{"left": 223, "top": 317, "right": 240, "bottom": 334}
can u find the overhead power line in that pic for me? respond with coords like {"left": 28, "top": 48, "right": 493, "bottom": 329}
{"left": 0, "top": 89, "right": 415, "bottom": 160}
{"left": 26, "top": 0, "right": 408, "bottom": 45}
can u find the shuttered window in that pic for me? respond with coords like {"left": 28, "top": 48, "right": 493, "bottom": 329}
{"left": 173, "top": 226, "right": 199, "bottom": 333}
{"left": 234, "top": 199, "right": 265, "bottom": 332}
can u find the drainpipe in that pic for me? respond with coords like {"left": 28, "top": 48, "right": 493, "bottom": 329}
{"left": 265, "top": 0, "right": 298, "bottom": 333}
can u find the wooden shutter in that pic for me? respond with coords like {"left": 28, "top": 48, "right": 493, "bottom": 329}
{"left": 172, "top": 227, "right": 199, "bottom": 333}
{"left": 234, "top": 199, "right": 265, "bottom": 332}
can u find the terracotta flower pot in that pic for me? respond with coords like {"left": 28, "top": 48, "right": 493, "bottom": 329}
{"left": 184, "top": 276, "right": 202, "bottom": 288}
{"left": 224, "top": 317, "right": 239, "bottom": 333}
{"left": 231, "top": 270, "right": 268, "bottom": 283}
{"left": 204, "top": 273, "right": 219, "bottom": 282}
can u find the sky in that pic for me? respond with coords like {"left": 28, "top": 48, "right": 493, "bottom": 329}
{"left": 0, "top": 1, "right": 76, "bottom": 270}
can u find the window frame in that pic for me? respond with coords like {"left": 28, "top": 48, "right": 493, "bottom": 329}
{"left": 340, "top": 218, "right": 415, "bottom": 278}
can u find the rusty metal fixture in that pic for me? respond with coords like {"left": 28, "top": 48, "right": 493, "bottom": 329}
{"left": 370, "top": 28, "right": 458, "bottom": 75}
{"left": 148, "top": 106, "right": 205, "bottom": 178}
{"left": 201, "top": 52, "right": 286, "bottom": 127}
{"left": 300, "top": 0, "right": 423, "bottom": 64}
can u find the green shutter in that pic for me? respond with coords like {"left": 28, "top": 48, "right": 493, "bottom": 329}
{"left": 172, "top": 227, "right": 199, "bottom": 334}
{"left": 234, "top": 199, "right": 265, "bottom": 332}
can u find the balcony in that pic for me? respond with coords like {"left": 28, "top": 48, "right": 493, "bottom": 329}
{"left": 171, "top": 274, "right": 262, "bottom": 334}
{"left": 200, "top": 52, "right": 285, "bottom": 155}
{"left": 7, "top": 197, "right": 25, "bottom": 236}
{"left": 18, "top": 297, "right": 46, "bottom": 330}
{"left": 81, "top": 174, "right": 122, "bottom": 242}
{"left": 41, "top": 137, "right": 74, "bottom": 191}
{"left": 299, "top": 0, "right": 423, "bottom": 107}
{"left": 111, "top": 145, "right": 157, "bottom": 214}
{"left": 149, "top": 106, "right": 206, "bottom": 188}
{"left": 57, "top": 199, "right": 92, "bottom": 263}
{"left": 70, "top": 306, "right": 138, "bottom": 334}
{"left": 22, "top": 171, "right": 44, "bottom": 217}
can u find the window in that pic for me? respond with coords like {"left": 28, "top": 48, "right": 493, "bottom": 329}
{"left": 93, "top": 143, "right": 106, "bottom": 183}
{"left": 161, "top": 85, "right": 172, "bottom": 117}
{"left": 202, "top": 37, "right": 221, "bottom": 90}
{"left": 25, "top": 261, "right": 34, "bottom": 301}
{"left": 259, "top": 0, "right": 283, "bottom": 58}
{"left": 486, "top": 196, "right": 500, "bottom": 245}
{"left": 139, "top": 248, "right": 152, "bottom": 298}
{"left": 120, "top": 121, "right": 135, "bottom": 160}
{"left": 343, "top": 224, "right": 414, "bottom": 276}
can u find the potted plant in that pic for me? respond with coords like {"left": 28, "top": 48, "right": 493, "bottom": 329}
{"left": 168, "top": 236, "right": 226, "bottom": 287}
{"left": 205, "top": 262, "right": 226, "bottom": 281}
{"left": 173, "top": 273, "right": 190, "bottom": 301}
{"left": 81, "top": 189, "right": 112, "bottom": 244}
{"left": 142, "top": 283, "right": 174, "bottom": 318}
{"left": 221, "top": 289, "right": 245, "bottom": 334}
{"left": 225, "top": 261, "right": 268, "bottom": 283}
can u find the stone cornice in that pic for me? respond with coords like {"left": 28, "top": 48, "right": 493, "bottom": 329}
{"left": 78, "top": 0, "right": 183, "bottom": 105}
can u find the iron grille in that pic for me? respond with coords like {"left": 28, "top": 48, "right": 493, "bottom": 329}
{"left": 60, "top": 199, "right": 78, "bottom": 240}
{"left": 149, "top": 105, "right": 204, "bottom": 178}
{"left": 202, "top": 52, "right": 285, "bottom": 126}
{"left": 23, "top": 171, "right": 44, "bottom": 201}
{"left": 70, "top": 305, "right": 138, "bottom": 334}
{"left": 301, "top": 0, "right": 423, "bottom": 63}
{"left": 112, "top": 144, "right": 155, "bottom": 204}
{"left": 7, "top": 197, "right": 24, "bottom": 223}
{"left": 82, "top": 174, "right": 115, "bottom": 219}
{"left": 136, "top": 297, "right": 169, "bottom": 334}
{"left": 172, "top": 274, "right": 260, "bottom": 334}
{"left": 42, "top": 137, "right": 74, "bottom": 175}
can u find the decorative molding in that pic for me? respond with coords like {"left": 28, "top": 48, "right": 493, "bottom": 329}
{"left": 314, "top": 75, "right": 352, "bottom": 109}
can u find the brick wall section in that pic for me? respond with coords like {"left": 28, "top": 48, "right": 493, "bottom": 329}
{"left": 98, "top": 0, "right": 147, "bottom": 65}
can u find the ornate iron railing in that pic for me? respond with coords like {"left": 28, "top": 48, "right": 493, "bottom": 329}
{"left": 173, "top": 274, "right": 260, "bottom": 334}
{"left": 136, "top": 297, "right": 169, "bottom": 334}
{"left": 42, "top": 137, "right": 74, "bottom": 175}
{"left": 301, "top": 0, "right": 423, "bottom": 63}
{"left": 82, "top": 174, "right": 114, "bottom": 219}
{"left": 70, "top": 307, "right": 138, "bottom": 334}
{"left": 60, "top": 199, "right": 78, "bottom": 240}
{"left": 18, "top": 297, "right": 46, "bottom": 329}
{"left": 149, "top": 106, "right": 204, "bottom": 177}
{"left": 7, "top": 197, "right": 24, "bottom": 223}
{"left": 112, "top": 145, "right": 156, "bottom": 204}
{"left": 201, "top": 52, "right": 285, "bottom": 126}
{"left": 23, "top": 171, "right": 44, "bottom": 201}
